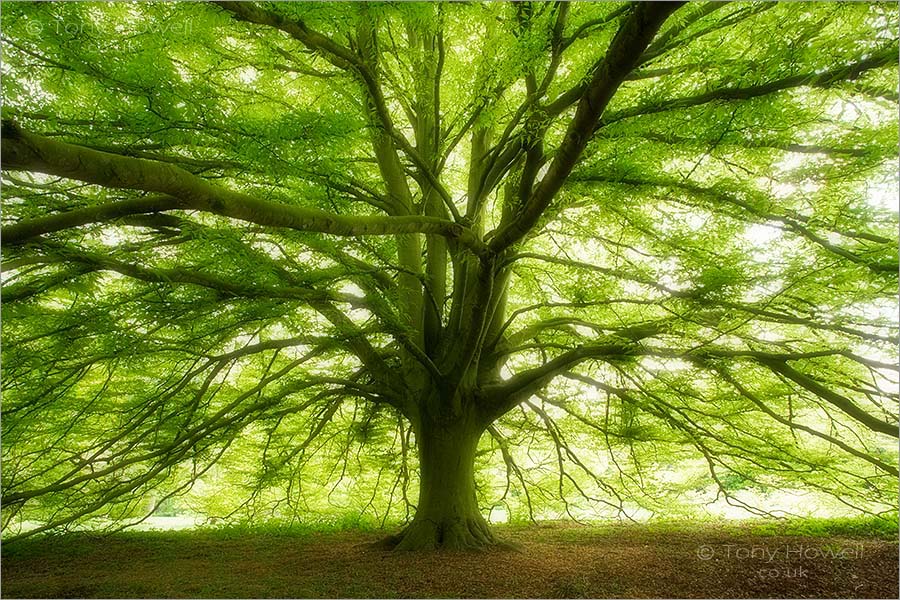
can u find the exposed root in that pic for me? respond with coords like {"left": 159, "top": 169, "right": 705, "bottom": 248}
{"left": 370, "top": 531, "right": 405, "bottom": 550}
{"left": 377, "top": 517, "right": 512, "bottom": 551}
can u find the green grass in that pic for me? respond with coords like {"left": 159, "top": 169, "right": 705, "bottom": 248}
{"left": 492, "top": 515, "right": 899, "bottom": 543}
{"left": 6, "top": 514, "right": 896, "bottom": 551}
{"left": 745, "top": 515, "right": 899, "bottom": 539}
{"left": 191, "top": 513, "right": 385, "bottom": 538}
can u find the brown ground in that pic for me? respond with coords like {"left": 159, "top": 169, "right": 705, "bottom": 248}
{"left": 1, "top": 523, "right": 897, "bottom": 598}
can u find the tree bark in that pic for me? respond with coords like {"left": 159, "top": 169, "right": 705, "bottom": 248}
{"left": 389, "top": 415, "right": 495, "bottom": 550}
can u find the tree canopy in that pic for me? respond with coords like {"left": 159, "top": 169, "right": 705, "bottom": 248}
{"left": 1, "top": 1, "right": 897, "bottom": 548}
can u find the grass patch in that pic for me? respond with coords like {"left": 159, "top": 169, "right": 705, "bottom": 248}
{"left": 192, "top": 513, "right": 385, "bottom": 539}
{"left": 746, "top": 515, "right": 899, "bottom": 540}
{"left": 492, "top": 515, "right": 899, "bottom": 544}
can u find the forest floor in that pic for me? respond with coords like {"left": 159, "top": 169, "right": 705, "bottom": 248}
{"left": 1, "top": 520, "right": 897, "bottom": 598}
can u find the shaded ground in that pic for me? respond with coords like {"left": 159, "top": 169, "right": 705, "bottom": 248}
{"left": 1, "top": 521, "right": 897, "bottom": 598}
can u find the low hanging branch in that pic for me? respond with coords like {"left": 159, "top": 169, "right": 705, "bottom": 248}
{"left": 0, "top": 121, "right": 487, "bottom": 255}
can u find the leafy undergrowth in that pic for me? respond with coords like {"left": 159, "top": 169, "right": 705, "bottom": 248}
{"left": 2, "top": 519, "right": 897, "bottom": 598}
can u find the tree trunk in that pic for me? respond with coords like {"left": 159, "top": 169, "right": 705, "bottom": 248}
{"left": 390, "top": 417, "right": 496, "bottom": 550}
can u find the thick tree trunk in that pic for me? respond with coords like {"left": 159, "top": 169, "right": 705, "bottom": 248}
{"left": 389, "top": 418, "right": 496, "bottom": 550}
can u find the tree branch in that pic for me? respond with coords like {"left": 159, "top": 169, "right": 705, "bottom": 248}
{"left": 713, "top": 365, "right": 899, "bottom": 476}
{"left": 606, "top": 44, "right": 898, "bottom": 124}
{"left": 487, "top": 1, "right": 684, "bottom": 252}
{"left": 759, "top": 357, "right": 898, "bottom": 438}
{"left": 0, "top": 122, "right": 487, "bottom": 255}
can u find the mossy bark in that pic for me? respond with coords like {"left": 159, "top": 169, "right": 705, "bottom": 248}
{"left": 390, "top": 419, "right": 495, "bottom": 550}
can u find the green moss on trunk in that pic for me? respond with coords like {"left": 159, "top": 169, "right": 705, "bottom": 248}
{"left": 391, "top": 419, "right": 495, "bottom": 550}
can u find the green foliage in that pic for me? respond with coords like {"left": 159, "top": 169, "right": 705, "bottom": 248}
{"left": 0, "top": 1, "right": 897, "bottom": 540}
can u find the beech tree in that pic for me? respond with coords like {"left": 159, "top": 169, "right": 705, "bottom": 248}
{"left": 1, "top": 2, "right": 897, "bottom": 549}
